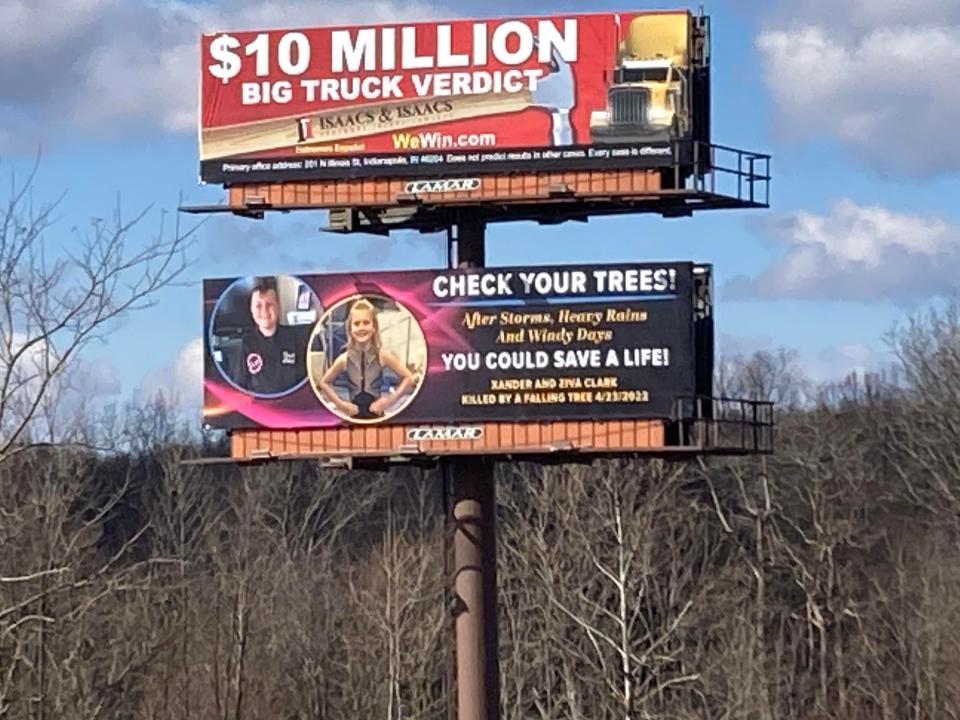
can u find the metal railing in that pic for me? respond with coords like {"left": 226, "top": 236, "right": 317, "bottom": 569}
{"left": 669, "top": 140, "right": 772, "bottom": 208}
{"left": 671, "top": 395, "right": 775, "bottom": 454}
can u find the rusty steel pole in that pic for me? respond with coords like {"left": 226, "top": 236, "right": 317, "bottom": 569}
{"left": 446, "top": 211, "right": 500, "bottom": 720}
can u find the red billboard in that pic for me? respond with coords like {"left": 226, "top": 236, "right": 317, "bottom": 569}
{"left": 199, "top": 11, "right": 709, "bottom": 183}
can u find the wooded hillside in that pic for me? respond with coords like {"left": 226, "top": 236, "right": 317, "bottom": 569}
{"left": 2, "top": 306, "right": 960, "bottom": 719}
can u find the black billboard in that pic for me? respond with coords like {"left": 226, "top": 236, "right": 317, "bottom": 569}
{"left": 203, "top": 262, "right": 708, "bottom": 430}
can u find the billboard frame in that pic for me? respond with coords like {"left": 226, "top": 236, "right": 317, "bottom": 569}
{"left": 186, "top": 10, "right": 775, "bottom": 720}
{"left": 182, "top": 140, "right": 771, "bottom": 225}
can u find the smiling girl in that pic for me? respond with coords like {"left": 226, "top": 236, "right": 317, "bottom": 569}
{"left": 318, "top": 298, "right": 416, "bottom": 420}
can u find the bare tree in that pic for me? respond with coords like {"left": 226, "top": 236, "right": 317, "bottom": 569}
{"left": 341, "top": 477, "right": 446, "bottom": 720}
{"left": 0, "top": 444, "right": 181, "bottom": 719}
{"left": 0, "top": 162, "right": 195, "bottom": 462}
{"left": 885, "top": 301, "right": 960, "bottom": 527}
{"left": 500, "top": 460, "right": 723, "bottom": 720}
{"left": 717, "top": 348, "right": 809, "bottom": 409}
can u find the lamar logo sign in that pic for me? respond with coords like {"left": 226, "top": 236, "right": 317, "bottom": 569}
{"left": 407, "top": 426, "right": 484, "bottom": 442}
{"left": 404, "top": 178, "right": 481, "bottom": 194}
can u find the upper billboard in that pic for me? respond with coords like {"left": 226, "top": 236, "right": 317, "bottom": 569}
{"left": 203, "top": 263, "right": 707, "bottom": 431}
{"left": 199, "top": 11, "right": 709, "bottom": 184}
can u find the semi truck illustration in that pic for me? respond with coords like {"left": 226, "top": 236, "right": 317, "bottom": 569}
{"left": 590, "top": 13, "right": 691, "bottom": 143}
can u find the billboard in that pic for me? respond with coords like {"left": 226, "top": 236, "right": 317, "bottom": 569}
{"left": 203, "top": 262, "right": 707, "bottom": 431}
{"left": 199, "top": 11, "right": 709, "bottom": 184}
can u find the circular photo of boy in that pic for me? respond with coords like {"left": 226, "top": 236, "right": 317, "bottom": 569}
{"left": 308, "top": 294, "right": 427, "bottom": 423}
{"left": 209, "top": 275, "right": 320, "bottom": 397}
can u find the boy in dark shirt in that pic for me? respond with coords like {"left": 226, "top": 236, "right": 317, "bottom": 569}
{"left": 233, "top": 277, "right": 306, "bottom": 395}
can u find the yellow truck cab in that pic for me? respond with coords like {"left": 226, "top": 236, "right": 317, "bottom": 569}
{"left": 590, "top": 13, "right": 690, "bottom": 143}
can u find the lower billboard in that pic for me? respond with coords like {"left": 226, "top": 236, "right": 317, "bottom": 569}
{"left": 203, "top": 262, "right": 704, "bottom": 431}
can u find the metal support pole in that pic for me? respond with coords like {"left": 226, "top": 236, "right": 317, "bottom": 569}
{"left": 448, "top": 457, "right": 498, "bottom": 720}
{"left": 454, "top": 211, "right": 486, "bottom": 267}
{"left": 445, "top": 210, "right": 499, "bottom": 720}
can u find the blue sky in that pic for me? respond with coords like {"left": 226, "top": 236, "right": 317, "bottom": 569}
{"left": 3, "top": 0, "right": 959, "bottom": 407}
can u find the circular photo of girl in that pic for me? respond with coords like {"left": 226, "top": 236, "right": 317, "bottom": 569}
{"left": 308, "top": 294, "right": 427, "bottom": 423}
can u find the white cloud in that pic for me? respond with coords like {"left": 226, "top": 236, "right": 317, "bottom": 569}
{"left": 205, "top": 214, "right": 443, "bottom": 273}
{"left": 69, "top": 358, "right": 124, "bottom": 398}
{"left": 756, "top": 0, "right": 960, "bottom": 175}
{"left": 726, "top": 199, "right": 960, "bottom": 301}
{"left": 716, "top": 331, "right": 772, "bottom": 358}
{"left": 775, "top": 0, "right": 960, "bottom": 33}
{"left": 137, "top": 337, "right": 204, "bottom": 409}
{"left": 716, "top": 336, "right": 886, "bottom": 396}
{"left": 0, "top": 0, "right": 450, "bottom": 146}
{"left": 803, "top": 342, "right": 880, "bottom": 383}
{"left": 2, "top": 0, "right": 109, "bottom": 57}
{"left": 0, "top": 330, "right": 121, "bottom": 446}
